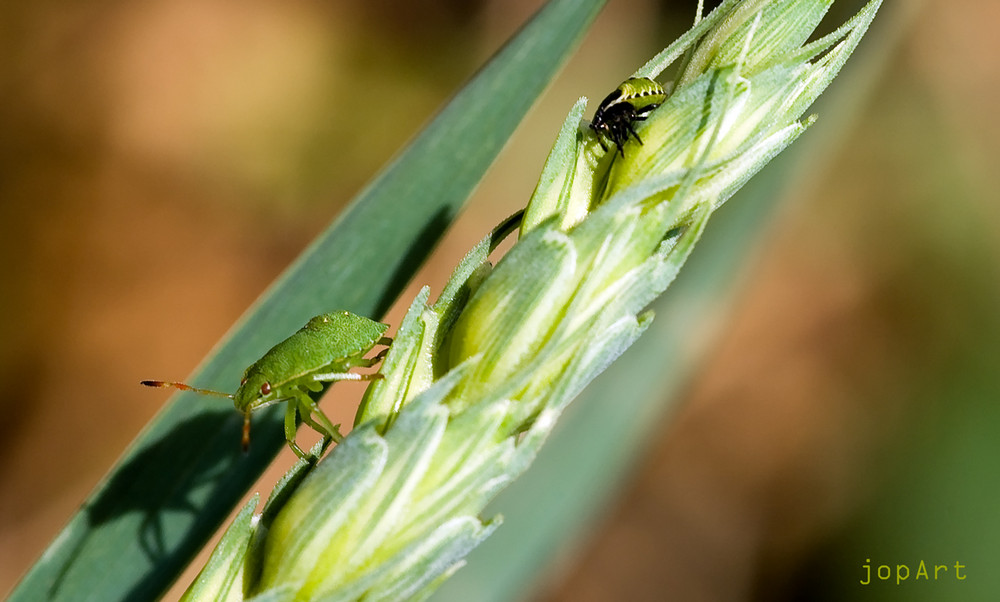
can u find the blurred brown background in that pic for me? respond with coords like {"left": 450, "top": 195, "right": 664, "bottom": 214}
{"left": 2, "top": 0, "right": 998, "bottom": 600}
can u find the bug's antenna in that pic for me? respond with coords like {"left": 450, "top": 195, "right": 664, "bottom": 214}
{"left": 242, "top": 411, "right": 252, "bottom": 452}
{"left": 140, "top": 380, "right": 234, "bottom": 399}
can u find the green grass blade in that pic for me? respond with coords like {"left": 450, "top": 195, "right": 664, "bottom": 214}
{"left": 429, "top": 2, "right": 907, "bottom": 600}
{"left": 8, "top": 1, "right": 606, "bottom": 600}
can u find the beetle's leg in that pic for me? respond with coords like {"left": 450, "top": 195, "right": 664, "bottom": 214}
{"left": 590, "top": 123, "right": 609, "bottom": 152}
{"left": 634, "top": 104, "right": 658, "bottom": 119}
{"left": 284, "top": 401, "right": 308, "bottom": 459}
{"left": 608, "top": 121, "right": 628, "bottom": 157}
{"left": 626, "top": 120, "right": 643, "bottom": 146}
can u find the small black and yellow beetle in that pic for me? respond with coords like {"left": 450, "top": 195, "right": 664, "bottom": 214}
{"left": 590, "top": 76, "right": 667, "bottom": 157}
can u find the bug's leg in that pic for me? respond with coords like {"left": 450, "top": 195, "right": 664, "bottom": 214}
{"left": 295, "top": 391, "right": 343, "bottom": 444}
{"left": 311, "top": 370, "right": 383, "bottom": 382}
{"left": 363, "top": 338, "right": 394, "bottom": 362}
{"left": 354, "top": 355, "right": 380, "bottom": 368}
{"left": 283, "top": 401, "right": 309, "bottom": 459}
{"left": 368, "top": 345, "right": 391, "bottom": 363}
{"left": 300, "top": 410, "right": 343, "bottom": 446}
{"left": 609, "top": 122, "right": 627, "bottom": 157}
{"left": 626, "top": 120, "right": 643, "bottom": 146}
{"left": 590, "top": 124, "right": 609, "bottom": 152}
{"left": 354, "top": 353, "right": 393, "bottom": 370}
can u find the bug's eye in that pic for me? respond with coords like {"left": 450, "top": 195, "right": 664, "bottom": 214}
{"left": 240, "top": 377, "right": 247, "bottom": 386}
{"left": 260, "top": 382, "right": 271, "bottom": 396}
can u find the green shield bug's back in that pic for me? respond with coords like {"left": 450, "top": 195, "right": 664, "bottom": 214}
{"left": 143, "top": 311, "right": 391, "bottom": 458}
{"left": 590, "top": 76, "right": 666, "bottom": 157}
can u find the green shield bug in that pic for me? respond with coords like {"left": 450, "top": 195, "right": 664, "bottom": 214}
{"left": 590, "top": 76, "right": 666, "bottom": 157}
{"left": 142, "top": 311, "right": 391, "bottom": 458}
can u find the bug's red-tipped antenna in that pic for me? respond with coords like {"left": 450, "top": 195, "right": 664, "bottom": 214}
{"left": 140, "top": 380, "right": 234, "bottom": 399}
{"left": 242, "top": 411, "right": 252, "bottom": 452}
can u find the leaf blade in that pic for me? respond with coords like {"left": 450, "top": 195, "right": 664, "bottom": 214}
{"left": 9, "top": 1, "right": 607, "bottom": 600}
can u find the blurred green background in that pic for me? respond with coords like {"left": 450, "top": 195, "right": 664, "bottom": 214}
{"left": 2, "top": 0, "right": 998, "bottom": 600}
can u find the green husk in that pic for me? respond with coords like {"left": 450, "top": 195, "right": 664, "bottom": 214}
{"left": 184, "top": 1, "right": 883, "bottom": 599}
